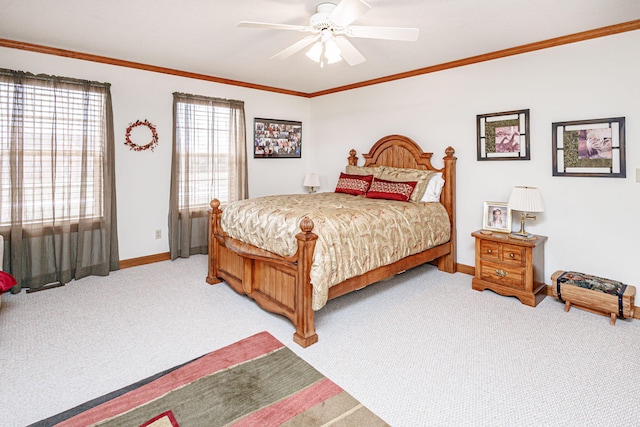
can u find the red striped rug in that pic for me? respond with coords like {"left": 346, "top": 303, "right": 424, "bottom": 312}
{"left": 30, "top": 331, "right": 389, "bottom": 426}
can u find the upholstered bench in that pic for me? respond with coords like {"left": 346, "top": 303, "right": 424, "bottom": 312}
{"left": 551, "top": 270, "right": 635, "bottom": 325}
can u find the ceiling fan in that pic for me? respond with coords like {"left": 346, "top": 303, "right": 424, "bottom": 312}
{"left": 238, "top": 0, "right": 419, "bottom": 67}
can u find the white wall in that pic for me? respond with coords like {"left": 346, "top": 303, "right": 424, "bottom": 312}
{"left": 0, "top": 47, "right": 311, "bottom": 260}
{"left": 2, "top": 30, "right": 639, "bottom": 286}
{"left": 309, "top": 31, "right": 640, "bottom": 285}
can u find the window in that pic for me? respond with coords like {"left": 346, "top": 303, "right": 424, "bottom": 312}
{"left": 0, "top": 78, "right": 105, "bottom": 226}
{"left": 174, "top": 101, "right": 231, "bottom": 208}
{"left": 0, "top": 68, "right": 119, "bottom": 292}
{"left": 169, "top": 92, "right": 247, "bottom": 259}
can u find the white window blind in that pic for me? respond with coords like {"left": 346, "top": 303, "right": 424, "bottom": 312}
{"left": 175, "top": 101, "right": 231, "bottom": 209}
{"left": 0, "top": 79, "right": 105, "bottom": 226}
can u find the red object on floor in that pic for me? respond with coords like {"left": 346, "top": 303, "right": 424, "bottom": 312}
{"left": 0, "top": 271, "right": 16, "bottom": 293}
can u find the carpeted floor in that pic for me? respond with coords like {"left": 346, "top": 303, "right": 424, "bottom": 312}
{"left": 1, "top": 255, "right": 639, "bottom": 426}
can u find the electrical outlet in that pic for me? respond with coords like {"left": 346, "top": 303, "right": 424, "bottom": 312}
{"left": 155, "top": 229, "right": 161, "bottom": 239}
{"left": 636, "top": 168, "right": 640, "bottom": 183}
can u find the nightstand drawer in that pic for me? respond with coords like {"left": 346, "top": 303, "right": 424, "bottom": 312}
{"left": 479, "top": 261, "right": 525, "bottom": 289}
{"left": 501, "top": 244, "right": 525, "bottom": 265}
{"left": 478, "top": 240, "right": 501, "bottom": 261}
{"left": 478, "top": 240, "right": 525, "bottom": 265}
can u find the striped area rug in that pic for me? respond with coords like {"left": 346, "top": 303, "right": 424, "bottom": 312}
{"left": 30, "top": 331, "right": 389, "bottom": 426}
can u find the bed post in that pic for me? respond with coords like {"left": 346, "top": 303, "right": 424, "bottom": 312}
{"left": 348, "top": 149, "right": 358, "bottom": 166}
{"left": 293, "top": 217, "right": 319, "bottom": 347}
{"left": 438, "top": 146, "right": 457, "bottom": 273}
{"left": 206, "top": 199, "right": 223, "bottom": 285}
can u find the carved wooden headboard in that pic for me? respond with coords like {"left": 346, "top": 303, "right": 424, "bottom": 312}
{"left": 347, "top": 134, "right": 457, "bottom": 271}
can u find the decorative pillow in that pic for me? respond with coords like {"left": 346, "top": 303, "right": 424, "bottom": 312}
{"left": 421, "top": 172, "right": 446, "bottom": 203}
{"left": 366, "top": 178, "right": 417, "bottom": 202}
{"left": 377, "top": 166, "right": 436, "bottom": 203}
{"left": 345, "top": 165, "right": 382, "bottom": 177}
{"left": 335, "top": 173, "right": 374, "bottom": 196}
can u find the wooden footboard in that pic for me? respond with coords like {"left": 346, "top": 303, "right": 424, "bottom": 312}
{"left": 206, "top": 136, "right": 457, "bottom": 347}
{"left": 207, "top": 199, "right": 320, "bottom": 346}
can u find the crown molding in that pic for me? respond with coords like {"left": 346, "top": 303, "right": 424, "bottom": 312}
{"left": 1, "top": 19, "right": 637, "bottom": 98}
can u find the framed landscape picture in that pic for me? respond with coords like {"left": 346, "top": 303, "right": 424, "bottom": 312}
{"left": 253, "top": 118, "right": 302, "bottom": 158}
{"left": 552, "top": 117, "right": 625, "bottom": 178}
{"left": 477, "top": 109, "right": 530, "bottom": 161}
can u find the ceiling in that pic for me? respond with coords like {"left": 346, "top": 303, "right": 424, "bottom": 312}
{"left": 1, "top": 0, "right": 639, "bottom": 95}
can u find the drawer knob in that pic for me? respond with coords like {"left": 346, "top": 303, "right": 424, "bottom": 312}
{"left": 487, "top": 249, "right": 492, "bottom": 254}
{"left": 509, "top": 253, "right": 515, "bottom": 258}
{"left": 495, "top": 269, "right": 507, "bottom": 277}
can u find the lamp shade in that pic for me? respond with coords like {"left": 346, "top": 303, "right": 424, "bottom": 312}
{"left": 303, "top": 173, "right": 320, "bottom": 188}
{"left": 508, "top": 186, "right": 544, "bottom": 212}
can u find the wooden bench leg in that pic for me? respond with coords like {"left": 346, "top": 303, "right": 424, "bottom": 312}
{"left": 564, "top": 301, "right": 572, "bottom": 312}
{"left": 610, "top": 312, "right": 617, "bottom": 326}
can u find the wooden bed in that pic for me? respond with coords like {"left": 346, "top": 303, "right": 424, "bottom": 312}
{"left": 206, "top": 134, "right": 457, "bottom": 347}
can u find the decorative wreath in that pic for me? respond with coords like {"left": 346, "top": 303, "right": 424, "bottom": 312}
{"left": 125, "top": 119, "right": 158, "bottom": 152}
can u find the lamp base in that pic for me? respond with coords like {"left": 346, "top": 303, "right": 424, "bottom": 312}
{"left": 509, "top": 232, "right": 536, "bottom": 240}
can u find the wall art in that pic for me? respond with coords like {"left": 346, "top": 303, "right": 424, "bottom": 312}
{"left": 477, "top": 109, "right": 530, "bottom": 161}
{"left": 552, "top": 117, "right": 625, "bottom": 178}
{"left": 254, "top": 118, "right": 302, "bottom": 158}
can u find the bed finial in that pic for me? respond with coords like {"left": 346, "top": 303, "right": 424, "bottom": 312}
{"left": 210, "top": 199, "right": 221, "bottom": 210}
{"left": 445, "top": 146, "right": 456, "bottom": 158}
{"left": 348, "top": 149, "right": 358, "bottom": 166}
{"left": 299, "top": 216, "right": 315, "bottom": 233}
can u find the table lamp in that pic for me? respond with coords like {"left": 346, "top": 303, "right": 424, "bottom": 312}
{"left": 507, "top": 186, "right": 544, "bottom": 238}
{"left": 303, "top": 173, "right": 320, "bottom": 193}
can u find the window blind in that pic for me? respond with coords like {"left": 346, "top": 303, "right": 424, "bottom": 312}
{"left": 0, "top": 79, "right": 105, "bottom": 226}
{"left": 175, "top": 101, "right": 231, "bottom": 208}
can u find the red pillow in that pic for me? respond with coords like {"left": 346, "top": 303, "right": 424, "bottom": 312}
{"left": 335, "top": 173, "right": 374, "bottom": 196}
{"left": 366, "top": 178, "right": 417, "bottom": 202}
{"left": 0, "top": 271, "right": 17, "bottom": 293}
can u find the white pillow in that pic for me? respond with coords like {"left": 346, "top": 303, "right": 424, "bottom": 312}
{"left": 420, "top": 172, "right": 445, "bottom": 202}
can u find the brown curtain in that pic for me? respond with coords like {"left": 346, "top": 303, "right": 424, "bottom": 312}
{"left": 0, "top": 68, "right": 119, "bottom": 292}
{"left": 169, "top": 92, "right": 248, "bottom": 260}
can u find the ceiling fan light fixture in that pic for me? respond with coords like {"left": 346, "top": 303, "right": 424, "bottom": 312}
{"left": 305, "top": 33, "right": 343, "bottom": 67}
{"left": 305, "top": 42, "right": 323, "bottom": 63}
{"left": 324, "top": 39, "right": 342, "bottom": 63}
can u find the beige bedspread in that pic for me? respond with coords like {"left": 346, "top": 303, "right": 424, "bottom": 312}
{"left": 220, "top": 192, "right": 450, "bottom": 310}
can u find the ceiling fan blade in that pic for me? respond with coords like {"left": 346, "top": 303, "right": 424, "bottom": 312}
{"left": 334, "top": 36, "right": 366, "bottom": 66}
{"left": 329, "top": 0, "right": 371, "bottom": 28}
{"left": 345, "top": 25, "right": 419, "bottom": 41}
{"left": 238, "top": 21, "right": 309, "bottom": 32}
{"left": 270, "top": 35, "right": 320, "bottom": 60}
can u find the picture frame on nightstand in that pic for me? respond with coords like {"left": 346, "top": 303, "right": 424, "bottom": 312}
{"left": 482, "top": 201, "right": 511, "bottom": 233}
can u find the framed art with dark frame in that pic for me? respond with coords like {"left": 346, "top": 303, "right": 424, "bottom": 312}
{"left": 253, "top": 118, "right": 302, "bottom": 158}
{"left": 552, "top": 116, "right": 626, "bottom": 178}
{"left": 477, "top": 109, "right": 530, "bottom": 161}
{"left": 483, "top": 201, "right": 512, "bottom": 233}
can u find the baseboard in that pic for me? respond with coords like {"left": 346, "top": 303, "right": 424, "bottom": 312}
{"left": 456, "top": 263, "right": 475, "bottom": 275}
{"left": 119, "top": 252, "right": 171, "bottom": 269}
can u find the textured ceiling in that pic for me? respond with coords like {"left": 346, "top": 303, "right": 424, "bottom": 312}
{"left": 1, "top": 0, "right": 639, "bottom": 94}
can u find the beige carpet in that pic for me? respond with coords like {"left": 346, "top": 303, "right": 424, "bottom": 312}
{"left": 0, "top": 255, "right": 638, "bottom": 426}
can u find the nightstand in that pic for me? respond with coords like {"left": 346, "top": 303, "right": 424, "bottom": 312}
{"left": 471, "top": 230, "right": 547, "bottom": 307}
